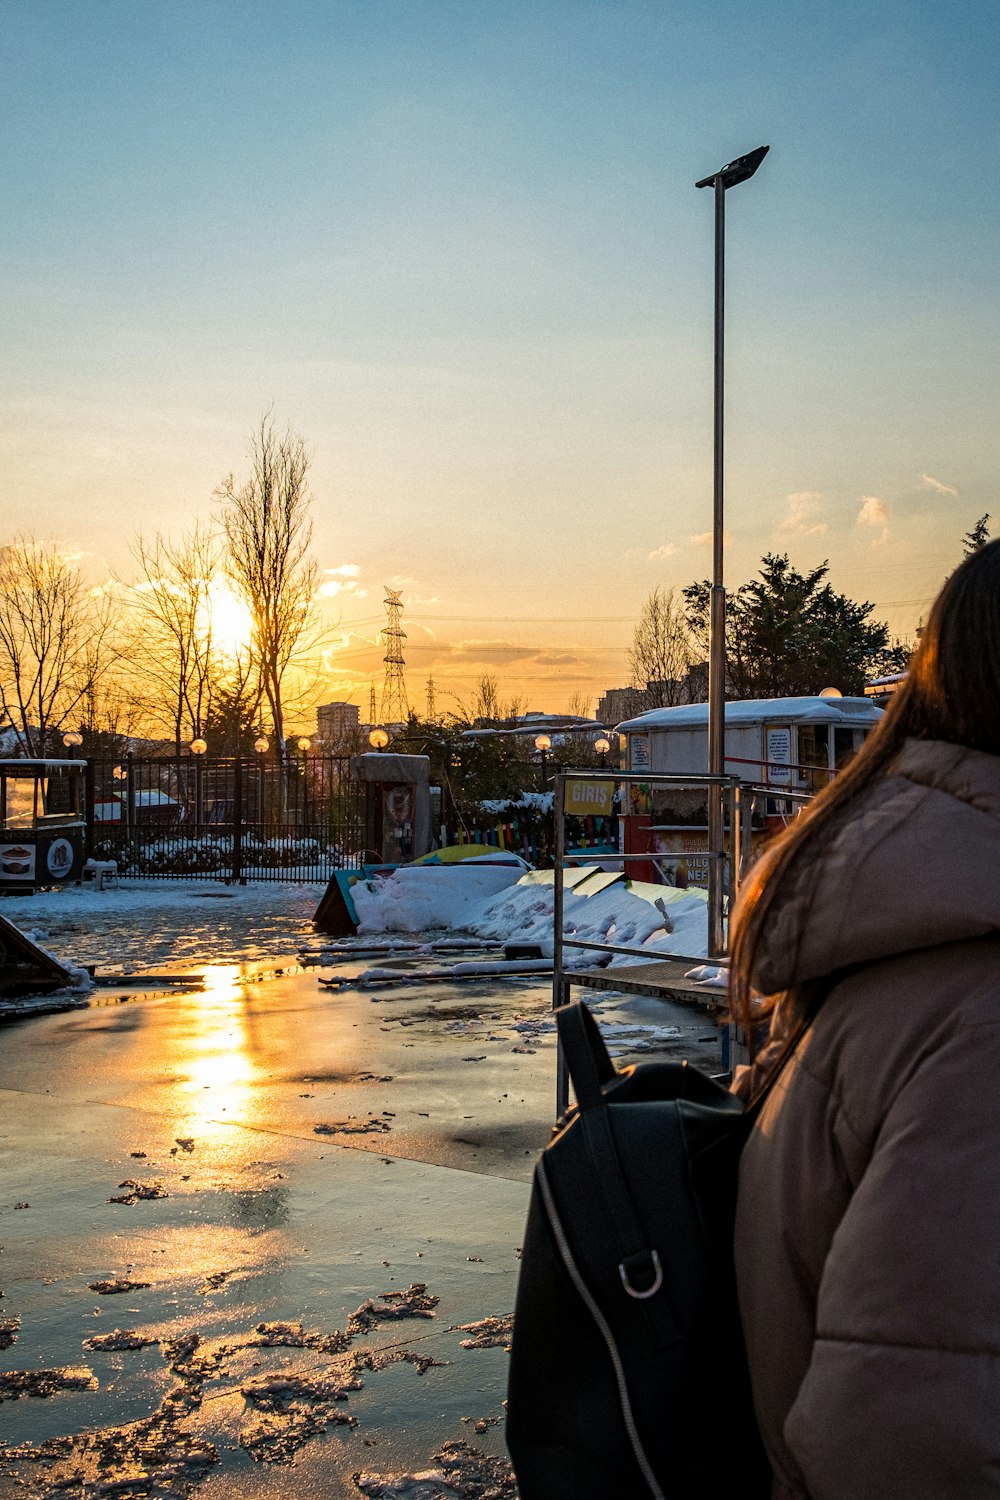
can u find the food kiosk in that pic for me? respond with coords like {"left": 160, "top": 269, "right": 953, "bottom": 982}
{"left": 0, "top": 759, "right": 87, "bottom": 894}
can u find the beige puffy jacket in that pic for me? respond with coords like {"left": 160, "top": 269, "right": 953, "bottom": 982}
{"left": 735, "top": 739, "right": 1000, "bottom": 1500}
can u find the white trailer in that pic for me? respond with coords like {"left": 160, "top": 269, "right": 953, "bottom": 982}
{"left": 616, "top": 694, "right": 884, "bottom": 790}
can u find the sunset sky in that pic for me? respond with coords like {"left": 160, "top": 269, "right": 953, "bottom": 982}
{"left": 3, "top": 1, "right": 998, "bottom": 723}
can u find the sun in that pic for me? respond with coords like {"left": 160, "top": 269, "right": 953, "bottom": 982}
{"left": 199, "top": 582, "right": 254, "bottom": 657}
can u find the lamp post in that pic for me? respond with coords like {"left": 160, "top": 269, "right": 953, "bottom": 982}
{"left": 534, "top": 734, "right": 551, "bottom": 787}
{"left": 190, "top": 738, "right": 207, "bottom": 830}
{"left": 62, "top": 731, "right": 83, "bottom": 758}
{"left": 297, "top": 737, "right": 311, "bottom": 830}
{"left": 254, "top": 736, "right": 269, "bottom": 826}
{"left": 594, "top": 736, "right": 610, "bottom": 768}
{"left": 696, "top": 143, "right": 769, "bottom": 957}
{"left": 369, "top": 728, "right": 389, "bottom": 752}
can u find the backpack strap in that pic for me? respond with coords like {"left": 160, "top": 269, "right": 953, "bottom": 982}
{"left": 555, "top": 1002, "right": 679, "bottom": 1342}
{"left": 556, "top": 999, "right": 617, "bottom": 1111}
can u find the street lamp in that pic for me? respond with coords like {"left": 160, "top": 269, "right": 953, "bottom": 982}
{"left": 369, "top": 728, "right": 389, "bottom": 751}
{"left": 297, "top": 738, "right": 311, "bottom": 829}
{"left": 62, "top": 731, "right": 83, "bottom": 758}
{"left": 534, "top": 733, "right": 551, "bottom": 785}
{"left": 594, "top": 736, "right": 610, "bottom": 767}
{"left": 696, "top": 143, "right": 769, "bottom": 957}
{"left": 254, "top": 737, "right": 269, "bottom": 824}
{"left": 190, "top": 738, "right": 207, "bottom": 829}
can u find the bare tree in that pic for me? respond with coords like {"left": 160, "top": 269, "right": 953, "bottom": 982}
{"left": 126, "top": 524, "right": 226, "bottom": 754}
{"left": 0, "top": 537, "right": 107, "bottom": 754}
{"left": 628, "top": 586, "right": 695, "bottom": 709}
{"left": 566, "top": 690, "right": 592, "bottom": 718}
{"left": 75, "top": 585, "right": 137, "bottom": 749}
{"left": 217, "top": 416, "right": 319, "bottom": 761}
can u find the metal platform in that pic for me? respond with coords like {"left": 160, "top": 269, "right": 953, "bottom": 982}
{"left": 569, "top": 957, "right": 725, "bottom": 1009}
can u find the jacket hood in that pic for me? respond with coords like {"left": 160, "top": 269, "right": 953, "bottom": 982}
{"left": 752, "top": 739, "right": 1000, "bottom": 994}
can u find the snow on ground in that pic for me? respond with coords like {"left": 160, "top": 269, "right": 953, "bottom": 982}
{"left": 0, "top": 880, "right": 326, "bottom": 975}
{"left": 353, "top": 864, "right": 708, "bottom": 962}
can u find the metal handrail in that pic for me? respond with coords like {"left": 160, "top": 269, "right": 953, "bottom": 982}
{"left": 563, "top": 936, "right": 714, "bottom": 965}
{"left": 551, "top": 766, "right": 815, "bottom": 1113}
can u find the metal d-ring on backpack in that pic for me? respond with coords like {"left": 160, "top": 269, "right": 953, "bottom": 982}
{"left": 506, "top": 998, "right": 781, "bottom": 1500}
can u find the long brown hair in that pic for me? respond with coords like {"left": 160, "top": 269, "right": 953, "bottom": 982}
{"left": 729, "top": 537, "right": 1000, "bottom": 1031}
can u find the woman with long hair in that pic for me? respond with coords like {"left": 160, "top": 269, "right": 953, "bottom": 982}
{"left": 730, "top": 538, "right": 1000, "bottom": 1499}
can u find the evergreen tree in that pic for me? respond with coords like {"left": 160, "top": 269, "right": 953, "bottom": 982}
{"left": 963, "top": 514, "right": 991, "bottom": 554}
{"left": 683, "top": 553, "right": 910, "bottom": 699}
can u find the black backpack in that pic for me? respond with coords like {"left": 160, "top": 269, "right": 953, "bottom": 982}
{"left": 506, "top": 999, "right": 773, "bottom": 1500}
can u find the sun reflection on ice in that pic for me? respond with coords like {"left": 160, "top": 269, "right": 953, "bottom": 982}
{"left": 176, "top": 965, "right": 257, "bottom": 1148}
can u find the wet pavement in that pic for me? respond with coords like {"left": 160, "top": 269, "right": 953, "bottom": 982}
{"left": 0, "top": 949, "right": 723, "bottom": 1497}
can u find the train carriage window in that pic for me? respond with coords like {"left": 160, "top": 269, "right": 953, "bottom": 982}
{"left": 797, "top": 725, "right": 831, "bottom": 790}
{"left": 834, "top": 727, "right": 864, "bottom": 769}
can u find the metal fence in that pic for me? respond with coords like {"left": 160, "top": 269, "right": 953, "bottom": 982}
{"left": 84, "top": 753, "right": 366, "bottom": 883}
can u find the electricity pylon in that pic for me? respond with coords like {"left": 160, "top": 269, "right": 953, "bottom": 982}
{"left": 379, "top": 587, "right": 409, "bottom": 727}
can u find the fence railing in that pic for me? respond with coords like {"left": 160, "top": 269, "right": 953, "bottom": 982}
{"left": 84, "top": 753, "right": 366, "bottom": 884}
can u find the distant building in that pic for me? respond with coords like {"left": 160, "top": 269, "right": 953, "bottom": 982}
{"left": 598, "top": 664, "right": 708, "bottom": 725}
{"left": 316, "top": 701, "right": 361, "bottom": 751}
{"left": 864, "top": 672, "right": 908, "bottom": 707}
{"left": 597, "top": 687, "right": 641, "bottom": 724}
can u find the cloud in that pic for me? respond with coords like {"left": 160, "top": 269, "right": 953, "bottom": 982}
{"left": 857, "top": 496, "right": 889, "bottom": 527}
{"left": 534, "top": 651, "right": 583, "bottom": 667}
{"left": 778, "top": 491, "right": 828, "bottom": 536}
{"left": 319, "top": 562, "right": 367, "bottom": 600}
{"left": 920, "top": 474, "right": 959, "bottom": 497}
{"left": 647, "top": 543, "right": 678, "bottom": 561}
{"left": 689, "top": 531, "right": 713, "bottom": 547}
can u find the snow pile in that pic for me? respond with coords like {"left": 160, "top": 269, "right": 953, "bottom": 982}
{"left": 352, "top": 859, "right": 529, "bottom": 935}
{"left": 353, "top": 863, "right": 708, "bottom": 962}
{"left": 466, "top": 875, "right": 707, "bottom": 964}
{"left": 684, "top": 962, "right": 729, "bottom": 990}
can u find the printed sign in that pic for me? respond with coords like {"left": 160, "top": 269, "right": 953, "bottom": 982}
{"left": 765, "top": 726, "right": 792, "bottom": 785}
{"left": 650, "top": 829, "right": 713, "bottom": 890}
{"left": 563, "top": 778, "right": 615, "bottom": 818}
{"left": 46, "top": 838, "right": 74, "bottom": 878}
{"left": 0, "top": 843, "right": 36, "bottom": 882}
{"left": 630, "top": 734, "right": 651, "bottom": 772}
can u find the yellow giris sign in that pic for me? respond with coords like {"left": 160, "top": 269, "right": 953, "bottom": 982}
{"left": 563, "top": 778, "right": 615, "bottom": 818}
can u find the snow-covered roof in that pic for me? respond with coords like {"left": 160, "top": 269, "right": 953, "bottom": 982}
{"left": 616, "top": 696, "right": 883, "bottom": 733}
{"left": 0, "top": 758, "right": 87, "bottom": 772}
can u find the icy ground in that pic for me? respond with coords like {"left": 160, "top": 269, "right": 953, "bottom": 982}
{"left": 0, "top": 884, "right": 723, "bottom": 1498}
{"left": 0, "top": 880, "right": 327, "bottom": 976}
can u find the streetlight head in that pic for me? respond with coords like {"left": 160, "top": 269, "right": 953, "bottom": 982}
{"left": 254, "top": 736, "right": 269, "bottom": 754}
{"left": 297, "top": 737, "right": 311, "bottom": 753}
{"left": 594, "top": 737, "right": 610, "bottom": 755}
{"left": 696, "top": 144, "right": 769, "bottom": 190}
{"left": 369, "top": 727, "right": 389, "bottom": 751}
{"left": 534, "top": 734, "right": 552, "bottom": 752}
{"left": 190, "top": 738, "right": 207, "bottom": 756}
